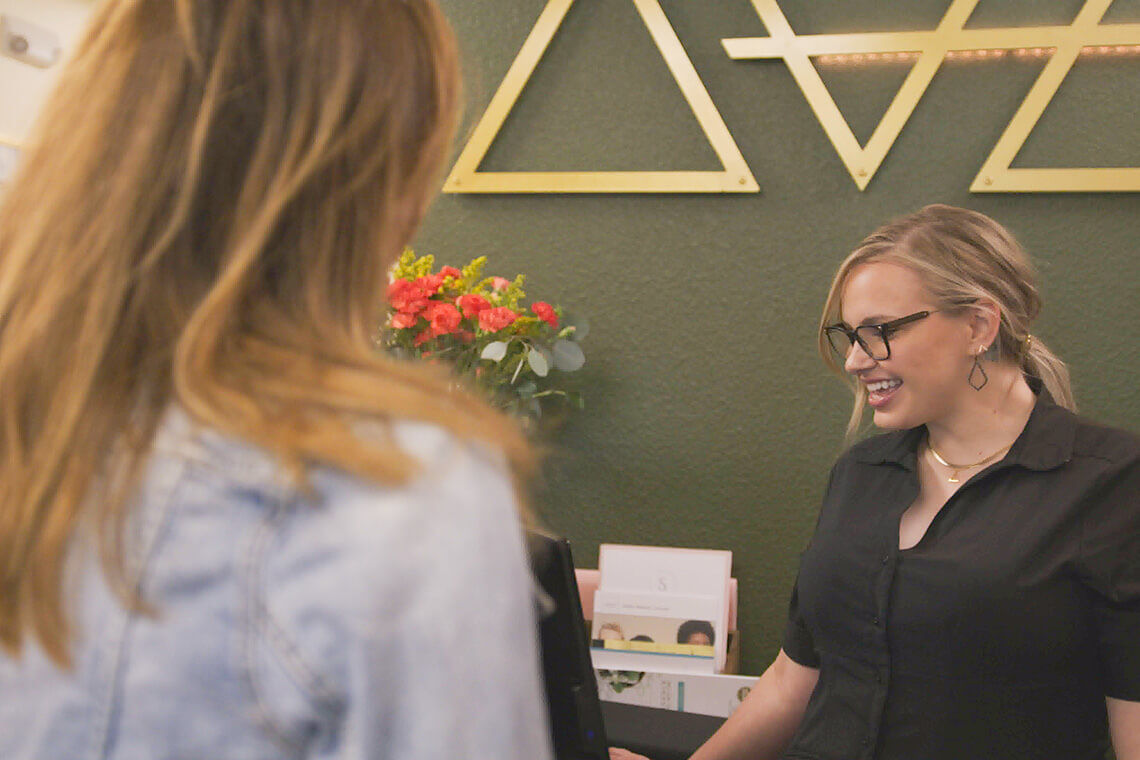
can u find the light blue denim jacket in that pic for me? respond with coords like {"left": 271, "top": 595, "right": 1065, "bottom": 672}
{"left": 0, "top": 408, "right": 553, "bottom": 760}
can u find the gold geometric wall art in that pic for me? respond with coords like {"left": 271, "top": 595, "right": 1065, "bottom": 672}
{"left": 971, "top": 0, "right": 1140, "bottom": 192}
{"left": 443, "top": 0, "right": 759, "bottom": 194}
{"left": 723, "top": 0, "right": 1140, "bottom": 193}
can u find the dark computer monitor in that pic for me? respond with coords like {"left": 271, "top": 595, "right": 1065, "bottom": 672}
{"left": 527, "top": 530, "right": 610, "bottom": 760}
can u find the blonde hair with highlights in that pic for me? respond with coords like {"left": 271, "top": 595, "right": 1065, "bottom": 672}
{"left": 0, "top": 0, "right": 532, "bottom": 667}
{"left": 818, "top": 204, "right": 1075, "bottom": 441}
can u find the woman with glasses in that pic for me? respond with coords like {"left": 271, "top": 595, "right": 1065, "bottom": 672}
{"left": 0, "top": 2, "right": 552, "bottom": 758}
{"left": 613, "top": 204, "right": 1140, "bottom": 760}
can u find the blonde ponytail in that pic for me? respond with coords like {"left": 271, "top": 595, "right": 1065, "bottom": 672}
{"left": 1021, "top": 335, "right": 1076, "bottom": 411}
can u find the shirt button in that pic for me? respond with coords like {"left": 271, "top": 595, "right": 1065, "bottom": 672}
{"left": 872, "top": 616, "right": 880, "bottom": 626}
{"left": 881, "top": 554, "right": 890, "bottom": 565}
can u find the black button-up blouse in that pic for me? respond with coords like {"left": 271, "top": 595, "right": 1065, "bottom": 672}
{"left": 781, "top": 392, "right": 1140, "bottom": 760}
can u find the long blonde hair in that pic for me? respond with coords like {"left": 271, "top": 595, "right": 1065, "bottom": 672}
{"left": 0, "top": 0, "right": 532, "bottom": 667}
{"left": 818, "top": 204, "right": 1075, "bottom": 440}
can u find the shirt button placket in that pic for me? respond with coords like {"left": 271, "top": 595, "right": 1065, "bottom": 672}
{"left": 866, "top": 548, "right": 894, "bottom": 760}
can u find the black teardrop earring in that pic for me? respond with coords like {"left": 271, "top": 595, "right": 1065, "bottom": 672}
{"left": 968, "top": 346, "right": 989, "bottom": 391}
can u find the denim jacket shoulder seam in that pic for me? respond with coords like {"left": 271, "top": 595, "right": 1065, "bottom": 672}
{"left": 87, "top": 454, "right": 190, "bottom": 760}
{"left": 240, "top": 488, "right": 308, "bottom": 755}
{"left": 259, "top": 609, "right": 345, "bottom": 714}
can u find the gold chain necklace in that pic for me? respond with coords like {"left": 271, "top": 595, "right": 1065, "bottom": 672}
{"left": 926, "top": 439, "right": 1013, "bottom": 483}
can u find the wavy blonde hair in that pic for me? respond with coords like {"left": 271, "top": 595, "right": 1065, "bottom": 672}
{"left": 818, "top": 204, "right": 1075, "bottom": 441}
{"left": 0, "top": 0, "right": 532, "bottom": 667}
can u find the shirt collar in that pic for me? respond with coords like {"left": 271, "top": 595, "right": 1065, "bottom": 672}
{"left": 851, "top": 376, "right": 1076, "bottom": 472}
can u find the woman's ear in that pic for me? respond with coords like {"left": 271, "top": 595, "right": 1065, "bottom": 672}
{"left": 968, "top": 298, "right": 1002, "bottom": 353}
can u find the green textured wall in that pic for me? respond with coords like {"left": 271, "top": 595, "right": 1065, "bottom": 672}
{"left": 420, "top": 0, "right": 1140, "bottom": 676}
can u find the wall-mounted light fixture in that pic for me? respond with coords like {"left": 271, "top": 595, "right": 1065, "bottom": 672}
{"left": 816, "top": 44, "right": 1140, "bottom": 66}
{"left": 1, "top": 14, "right": 62, "bottom": 69}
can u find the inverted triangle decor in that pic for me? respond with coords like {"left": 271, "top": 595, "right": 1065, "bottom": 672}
{"left": 723, "top": 0, "right": 1140, "bottom": 193}
{"left": 443, "top": 0, "right": 759, "bottom": 194}
{"left": 970, "top": 0, "right": 1140, "bottom": 192}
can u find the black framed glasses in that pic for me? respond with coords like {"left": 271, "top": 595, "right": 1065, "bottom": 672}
{"left": 823, "top": 310, "right": 936, "bottom": 361}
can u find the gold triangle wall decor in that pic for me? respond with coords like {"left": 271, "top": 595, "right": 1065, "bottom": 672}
{"left": 724, "top": 0, "right": 981, "bottom": 191}
{"left": 972, "top": 0, "right": 1140, "bottom": 192}
{"left": 443, "top": 0, "right": 759, "bottom": 194}
{"left": 724, "top": 0, "right": 1140, "bottom": 193}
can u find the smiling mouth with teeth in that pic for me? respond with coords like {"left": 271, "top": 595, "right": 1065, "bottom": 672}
{"left": 867, "top": 379, "right": 902, "bottom": 393}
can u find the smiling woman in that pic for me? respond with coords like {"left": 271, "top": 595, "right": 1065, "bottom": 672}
{"left": 611, "top": 204, "right": 1140, "bottom": 760}
{"left": 783, "top": 205, "right": 1140, "bottom": 760}
{"left": 819, "top": 203, "right": 1075, "bottom": 440}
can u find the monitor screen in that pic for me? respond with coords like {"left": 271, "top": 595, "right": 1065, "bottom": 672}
{"left": 527, "top": 530, "right": 610, "bottom": 760}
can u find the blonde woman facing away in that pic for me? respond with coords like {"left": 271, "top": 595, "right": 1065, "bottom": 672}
{"left": 613, "top": 205, "right": 1140, "bottom": 760}
{"left": 0, "top": 2, "right": 552, "bottom": 758}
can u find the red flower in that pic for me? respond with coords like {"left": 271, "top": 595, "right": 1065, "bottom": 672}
{"left": 413, "top": 329, "right": 433, "bottom": 347}
{"left": 456, "top": 293, "right": 492, "bottom": 319}
{"left": 491, "top": 276, "right": 511, "bottom": 292}
{"left": 531, "top": 301, "right": 558, "bottom": 328}
{"left": 390, "top": 312, "right": 418, "bottom": 330}
{"left": 478, "top": 306, "right": 518, "bottom": 333}
{"left": 415, "top": 274, "right": 445, "bottom": 294}
{"left": 439, "top": 266, "right": 462, "bottom": 279}
{"left": 426, "top": 301, "right": 462, "bottom": 336}
{"left": 388, "top": 279, "right": 431, "bottom": 313}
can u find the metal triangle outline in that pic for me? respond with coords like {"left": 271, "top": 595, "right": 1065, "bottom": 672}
{"left": 725, "top": 0, "right": 982, "bottom": 191}
{"left": 972, "top": 0, "right": 1140, "bottom": 192}
{"left": 443, "top": 0, "right": 759, "bottom": 194}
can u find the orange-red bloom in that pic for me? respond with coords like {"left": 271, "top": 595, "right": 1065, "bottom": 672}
{"left": 387, "top": 279, "right": 431, "bottom": 314}
{"left": 426, "top": 301, "right": 462, "bottom": 336}
{"left": 390, "top": 312, "right": 418, "bottom": 330}
{"left": 456, "top": 293, "right": 492, "bottom": 319}
{"left": 415, "top": 274, "right": 445, "bottom": 294}
{"left": 531, "top": 301, "right": 558, "bottom": 328}
{"left": 478, "top": 306, "right": 518, "bottom": 333}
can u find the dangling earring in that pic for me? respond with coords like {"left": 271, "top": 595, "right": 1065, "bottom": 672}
{"left": 968, "top": 346, "right": 989, "bottom": 391}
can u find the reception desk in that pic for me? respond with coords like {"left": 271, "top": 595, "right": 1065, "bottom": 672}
{"left": 601, "top": 702, "right": 725, "bottom": 760}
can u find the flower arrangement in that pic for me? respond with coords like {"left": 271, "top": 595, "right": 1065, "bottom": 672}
{"left": 382, "top": 249, "right": 586, "bottom": 424}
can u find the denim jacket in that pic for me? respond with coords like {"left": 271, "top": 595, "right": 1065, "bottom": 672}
{"left": 0, "top": 408, "right": 553, "bottom": 760}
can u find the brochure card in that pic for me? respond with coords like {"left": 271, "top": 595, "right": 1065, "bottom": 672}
{"left": 593, "top": 544, "right": 732, "bottom": 673}
{"left": 595, "top": 669, "right": 759, "bottom": 719}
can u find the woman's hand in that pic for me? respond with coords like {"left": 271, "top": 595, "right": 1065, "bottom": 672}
{"left": 689, "top": 650, "right": 817, "bottom": 760}
{"left": 1108, "top": 697, "right": 1140, "bottom": 760}
{"left": 609, "top": 749, "right": 652, "bottom": 760}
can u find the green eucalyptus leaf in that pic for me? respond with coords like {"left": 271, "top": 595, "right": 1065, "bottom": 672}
{"left": 480, "top": 341, "right": 508, "bottom": 362}
{"left": 552, "top": 339, "right": 585, "bottom": 371}
{"left": 527, "top": 348, "right": 550, "bottom": 377}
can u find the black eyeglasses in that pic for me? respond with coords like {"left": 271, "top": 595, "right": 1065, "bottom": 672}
{"left": 823, "top": 310, "right": 937, "bottom": 361}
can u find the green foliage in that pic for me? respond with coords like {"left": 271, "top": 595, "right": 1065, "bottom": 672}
{"left": 381, "top": 250, "right": 586, "bottom": 428}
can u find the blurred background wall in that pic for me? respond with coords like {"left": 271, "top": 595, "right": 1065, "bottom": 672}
{"left": 0, "top": 0, "right": 91, "bottom": 142}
